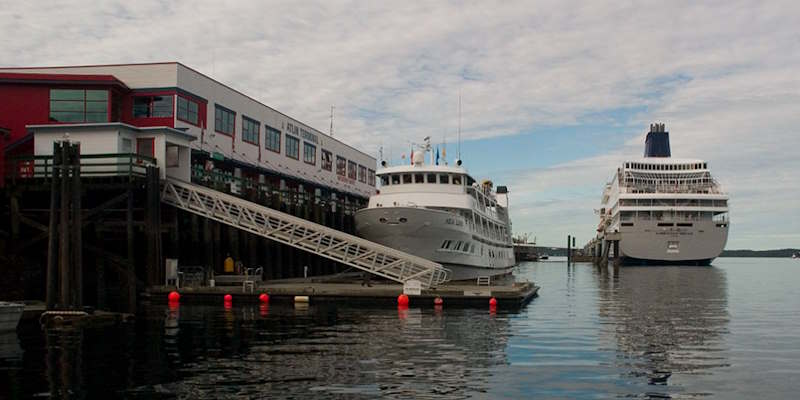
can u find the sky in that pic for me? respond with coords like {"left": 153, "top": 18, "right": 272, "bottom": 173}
{"left": 1, "top": 1, "right": 798, "bottom": 249}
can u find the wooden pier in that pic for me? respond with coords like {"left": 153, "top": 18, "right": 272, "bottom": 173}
{"left": 1, "top": 146, "right": 369, "bottom": 313}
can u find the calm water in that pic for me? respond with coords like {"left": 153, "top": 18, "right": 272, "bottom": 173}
{"left": 2, "top": 258, "right": 799, "bottom": 399}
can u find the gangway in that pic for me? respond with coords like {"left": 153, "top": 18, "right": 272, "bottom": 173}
{"left": 161, "top": 179, "right": 450, "bottom": 288}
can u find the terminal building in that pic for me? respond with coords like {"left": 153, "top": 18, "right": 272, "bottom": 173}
{"left": 0, "top": 63, "right": 378, "bottom": 303}
{"left": 0, "top": 62, "right": 377, "bottom": 200}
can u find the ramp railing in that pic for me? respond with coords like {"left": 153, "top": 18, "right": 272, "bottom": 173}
{"left": 161, "top": 178, "right": 450, "bottom": 288}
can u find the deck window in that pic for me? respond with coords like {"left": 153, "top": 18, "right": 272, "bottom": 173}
{"left": 348, "top": 160, "right": 358, "bottom": 180}
{"left": 242, "top": 116, "right": 260, "bottom": 145}
{"left": 368, "top": 169, "right": 376, "bottom": 186}
{"left": 402, "top": 174, "right": 412, "bottom": 184}
{"left": 427, "top": 173, "right": 437, "bottom": 183}
{"left": 49, "top": 89, "right": 109, "bottom": 123}
{"left": 414, "top": 173, "right": 424, "bottom": 183}
{"left": 452, "top": 175, "right": 462, "bottom": 185}
{"left": 336, "top": 156, "right": 347, "bottom": 176}
{"left": 380, "top": 175, "right": 390, "bottom": 186}
{"left": 303, "top": 142, "right": 316, "bottom": 165}
{"left": 265, "top": 125, "right": 281, "bottom": 153}
{"left": 391, "top": 174, "right": 400, "bottom": 185}
{"left": 321, "top": 149, "right": 333, "bottom": 171}
{"left": 176, "top": 95, "right": 199, "bottom": 125}
{"left": 285, "top": 135, "right": 300, "bottom": 159}
{"left": 439, "top": 174, "right": 449, "bottom": 184}
{"left": 214, "top": 104, "right": 235, "bottom": 136}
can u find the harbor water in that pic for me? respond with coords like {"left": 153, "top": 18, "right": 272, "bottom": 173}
{"left": 1, "top": 257, "right": 799, "bottom": 399}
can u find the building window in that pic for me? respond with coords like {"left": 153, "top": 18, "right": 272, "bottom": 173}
{"left": 133, "top": 95, "right": 173, "bottom": 118}
{"left": 242, "top": 116, "right": 260, "bottom": 145}
{"left": 137, "top": 138, "right": 154, "bottom": 158}
{"left": 303, "top": 142, "right": 316, "bottom": 165}
{"left": 348, "top": 160, "right": 358, "bottom": 180}
{"left": 285, "top": 135, "right": 299, "bottom": 159}
{"left": 368, "top": 169, "right": 376, "bottom": 186}
{"left": 321, "top": 150, "right": 333, "bottom": 171}
{"left": 49, "top": 89, "right": 109, "bottom": 123}
{"left": 336, "top": 156, "right": 347, "bottom": 176}
{"left": 177, "top": 96, "right": 199, "bottom": 125}
{"left": 214, "top": 104, "right": 235, "bottom": 136}
{"left": 265, "top": 125, "right": 281, "bottom": 153}
{"left": 359, "top": 165, "right": 368, "bottom": 183}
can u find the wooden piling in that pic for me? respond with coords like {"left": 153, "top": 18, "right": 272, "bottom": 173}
{"left": 70, "top": 144, "right": 82, "bottom": 308}
{"left": 45, "top": 144, "right": 61, "bottom": 309}
{"left": 58, "top": 143, "right": 71, "bottom": 308}
{"left": 126, "top": 187, "right": 135, "bottom": 313}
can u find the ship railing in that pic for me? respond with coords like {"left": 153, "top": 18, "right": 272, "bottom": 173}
{"left": 622, "top": 183, "right": 725, "bottom": 194}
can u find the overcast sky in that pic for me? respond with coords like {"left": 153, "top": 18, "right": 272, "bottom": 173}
{"left": 2, "top": 1, "right": 798, "bottom": 249}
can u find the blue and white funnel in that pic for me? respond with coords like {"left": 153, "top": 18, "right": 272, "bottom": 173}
{"left": 644, "top": 123, "right": 671, "bottom": 158}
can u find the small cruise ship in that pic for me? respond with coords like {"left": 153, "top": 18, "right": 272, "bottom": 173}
{"left": 355, "top": 139, "right": 516, "bottom": 281}
{"left": 597, "top": 123, "right": 730, "bottom": 265}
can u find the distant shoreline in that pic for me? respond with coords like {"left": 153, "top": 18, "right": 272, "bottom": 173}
{"left": 525, "top": 246, "right": 799, "bottom": 258}
{"left": 719, "top": 249, "right": 799, "bottom": 258}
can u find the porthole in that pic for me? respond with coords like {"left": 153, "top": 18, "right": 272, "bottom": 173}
{"left": 379, "top": 217, "right": 387, "bottom": 223}
{"left": 399, "top": 217, "right": 407, "bottom": 223}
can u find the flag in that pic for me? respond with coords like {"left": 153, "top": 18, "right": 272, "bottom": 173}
{"left": 435, "top": 146, "right": 440, "bottom": 165}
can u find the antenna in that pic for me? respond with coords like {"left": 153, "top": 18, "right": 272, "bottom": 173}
{"left": 458, "top": 92, "right": 462, "bottom": 161}
{"left": 329, "top": 105, "right": 335, "bottom": 136}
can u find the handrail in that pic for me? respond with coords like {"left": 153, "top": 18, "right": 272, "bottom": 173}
{"left": 5, "top": 153, "right": 155, "bottom": 182}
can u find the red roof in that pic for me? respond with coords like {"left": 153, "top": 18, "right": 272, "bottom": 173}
{"left": 0, "top": 72, "right": 129, "bottom": 89}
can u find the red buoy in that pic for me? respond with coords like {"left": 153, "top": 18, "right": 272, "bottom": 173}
{"left": 397, "top": 294, "right": 409, "bottom": 306}
{"left": 259, "top": 293, "right": 269, "bottom": 303}
{"left": 168, "top": 291, "right": 180, "bottom": 302}
{"left": 489, "top": 297, "right": 498, "bottom": 307}
{"left": 434, "top": 297, "right": 443, "bottom": 306}
{"left": 224, "top": 294, "right": 233, "bottom": 302}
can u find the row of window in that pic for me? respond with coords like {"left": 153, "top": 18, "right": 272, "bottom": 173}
{"left": 210, "top": 105, "right": 376, "bottom": 186}
{"left": 439, "top": 240, "right": 512, "bottom": 259}
{"left": 627, "top": 162, "right": 707, "bottom": 170}
{"left": 380, "top": 173, "right": 464, "bottom": 186}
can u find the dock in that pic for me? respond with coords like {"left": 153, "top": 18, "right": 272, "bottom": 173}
{"left": 145, "top": 280, "right": 539, "bottom": 309}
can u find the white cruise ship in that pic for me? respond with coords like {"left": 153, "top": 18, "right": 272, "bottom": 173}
{"left": 355, "top": 140, "right": 516, "bottom": 281}
{"left": 597, "top": 123, "right": 729, "bottom": 265}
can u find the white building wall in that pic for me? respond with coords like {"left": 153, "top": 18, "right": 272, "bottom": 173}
{"left": 32, "top": 126, "right": 192, "bottom": 180}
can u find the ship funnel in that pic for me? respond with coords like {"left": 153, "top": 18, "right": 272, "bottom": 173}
{"left": 644, "top": 122, "right": 671, "bottom": 157}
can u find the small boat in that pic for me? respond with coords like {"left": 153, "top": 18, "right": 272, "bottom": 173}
{"left": 539, "top": 254, "right": 549, "bottom": 260}
{"left": 0, "top": 302, "right": 24, "bottom": 332}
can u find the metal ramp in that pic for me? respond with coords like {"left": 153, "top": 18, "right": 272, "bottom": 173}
{"left": 161, "top": 179, "right": 450, "bottom": 288}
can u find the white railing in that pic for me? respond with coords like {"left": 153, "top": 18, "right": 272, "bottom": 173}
{"left": 161, "top": 178, "right": 450, "bottom": 287}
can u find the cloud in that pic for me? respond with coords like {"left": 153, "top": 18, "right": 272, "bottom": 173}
{"left": 1, "top": 0, "right": 798, "bottom": 248}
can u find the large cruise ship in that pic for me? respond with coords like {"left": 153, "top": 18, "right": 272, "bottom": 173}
{"left": 597, "top": 123, "right": 730, "bottom": 265}
{"left": 355, "top": 139, "right": 516, "bottom": 281}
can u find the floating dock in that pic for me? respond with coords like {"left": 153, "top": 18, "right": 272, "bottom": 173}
{"left": 146, "top": 280, "right": 539, "bottom": 309}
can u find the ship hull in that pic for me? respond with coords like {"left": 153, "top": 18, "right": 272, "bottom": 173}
{"left": 616, "top": 219, "right": 728, "bottom": 265}
{"left": 355, "top": 207, "right": 515, "bottom": 281}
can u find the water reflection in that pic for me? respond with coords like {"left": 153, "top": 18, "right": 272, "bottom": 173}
{"left": 120, "top": 303, "right": 513, "bottom": 398}
{"left": 596, "top": 266, "right": 730, "bottom": 396}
